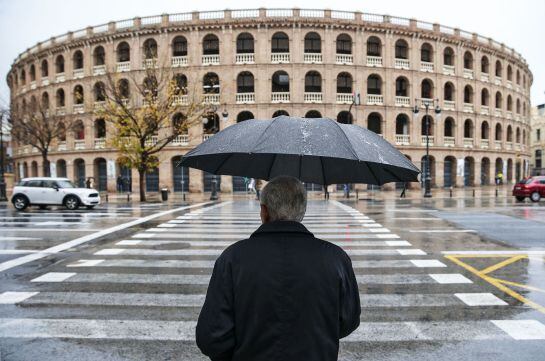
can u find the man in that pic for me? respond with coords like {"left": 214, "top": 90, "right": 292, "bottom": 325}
{"left": 196, "top": 176, "right": 360, "bottom": 361}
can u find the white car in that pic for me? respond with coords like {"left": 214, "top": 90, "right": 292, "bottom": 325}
{"left": 11, "top": 177, "right": 101, "bottom": 211}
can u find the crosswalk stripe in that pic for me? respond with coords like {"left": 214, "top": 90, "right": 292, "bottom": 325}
{"left": 115, "top": 240, "right": 412, "bottom": 247}
{"left": 0, "top": 250, "right": 41, "bottom": 254}
{"left": 131, "top": 233, "right": 401, "bottom": 240}
{"left": 92, "top": 248, "right": 424, "bottom": 256}
{"left": 147, "top": 227, "right": 390, "bottom": 234}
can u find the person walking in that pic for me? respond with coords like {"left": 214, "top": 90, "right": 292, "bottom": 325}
{"left": 248, "top": 178, "right": 256, "bottom": 194}
{"left": 196, "top": 176, "right": 360, "bottom": 361}
{"left": 116, "top": 175, "right": 123, "bottom": 193}
{"left": 255, "top": 178, "right": 262, "bottom": 200}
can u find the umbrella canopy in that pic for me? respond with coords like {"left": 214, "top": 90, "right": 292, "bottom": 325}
{"left": 179, "top": 116, "right": 419, "bottom": 185}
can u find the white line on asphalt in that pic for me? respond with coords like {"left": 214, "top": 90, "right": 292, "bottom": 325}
{"left": 0, "top": 201, "right": 222, "bottom": 273}
{"left": 392, "top": 218, "right": 442, "bottom": 220}
{"left": 410, "top": 260, "right": 447, "bottom": 268}
{"left": 31, "top": 272, "right": 76, "bottom": 282}
{"left": 455, "top": 293, "right": 508, "bottom": 306}
{"left": 0, "top": 236, "right": 42, "bottom": 241}
{"left": 491, "top": 320, "right": 545, "bottom": 340}
{"left": 409, "top": 230, "right": 477, "bottom": 233}
{"left": 0, "top": 228, "right": 101, "bottom": 232}
{"left": 0, "top": 291, "right": 39, "bottom": 304}
{"left": 429, "top": 273, "right": 473, "bottom": 284}
{"left": 66, "top": 259, "right": 105, "bottom": 267}
{"left": 442, "top": 250, "right": 545, "bottom": 255}
{"left": 131, "top": 232, "right": 401, "bottom": 240}
{"left": 397, "top": 249, "right": 427, "bottom": 256}
{"left": 116, "top": 240, "right": 411, "bottom": 247}
{"left": 0, "top": 250, "right": 40, "bottom": 254}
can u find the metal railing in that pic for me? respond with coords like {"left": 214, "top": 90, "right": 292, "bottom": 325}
{"left": 236, "top": 93, "right": 255, "bottom": 104}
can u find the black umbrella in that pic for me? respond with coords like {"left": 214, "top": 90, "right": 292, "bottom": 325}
{"left": 179, "top": 116, "right": 419, "bottom": 185}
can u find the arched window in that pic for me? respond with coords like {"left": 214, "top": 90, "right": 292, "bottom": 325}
{"left": 463, "top": 51, "right": 473, "bottom": 69}
{"left": 73, "top": 50, "right": 84, "bottom": 69}
{"left": 507, "top": 125, "right": 513, "bottom": 142}
{"left": 495, "top": 60, "right": 502, "bottom": 77}
{"left": 395, "top": 77, "right": 408, "bottom": 97}
{"left": 30, "top": 96, "right": 37, "bottom": 113}
{"left": 118, "top": 79, "right": 130, "bottom": 99}
{"left": 421, "top": 79, "right": 433, "bottom": 99}
{"left": 236, "top": 33, "right": 254, "bottom": 54}
{"left": 464, "top": 119, "right": 473, "bottom": 138}
{"left": 481, "top": 121, "right": 489, "bottom": 139}
{"left": 395, "top": 114, "right": 409, "bottom": 135}
{"left": 56, "top": 88, "right": 65, "bottom": 107}
{"left": 516, "top": 69, "right": 521, "bottom": 85}
{"left": 367, "top": 113, "right": 382, "bottom": 134}
{"left": 203, "top": 113, "right": 219, "bottom": 134}
{"left": 203, "top": 73, "right": 220, "bottom": 93}
{"left": 95, "top": 118, "right": 106, "bottom": 138}
{"left": 20, "top": 69, "right": 26, "bottom": 85}
{"left": 143, "top": 75, "right": 158, "bottom": 98}
{"left": 507, "top": 95, "right": 513, "bottom": 111}
{"left": 143, "top": 38, "right": 158, "bottom": 59}
{"left": 523, "top": 75, "right": 526, "bottom": 89}
{"left": 272, "top": 71, "right": 289, "bottom": 92}
{"left": 366, "top": 36, "right": 381, "bottom": 56}
{"left": 203, "top": 34, "right": 219, "bottom": 55}
{"left": 481, "top": 56, "right": 489, "bottom": 73}
{"left": 55, "top": 55, "right": 65, "bottom": 74}
{"left": 481, "top": 88, "right": 489, "bottom": 106}
{"left": 173, "top": 74, "right": 187, "bottom": 94}
{"left": 464, "top": 85, "right": 473, "bottom": 104}
{"left": 516, "top": 99, "right": 521, "bottom": 114}
{"left": 29, "top": 64, "right": 36, "bottom": 82}
{"left": 444, "top": 82, "right": 455, "bottom": 101}
{"left": 93, "top": 46, "right": 105, "bottom": 66}
{"left": 41, "top": 92, "right": 49, "bottom": 109}
{"left": 305, "top": 110, "right": 322, "bottom": 118}
{"left": 443, "top": 47, "right": 454, "bottom": 66}
{"left": 395, "top": 39, "right": 409, "bottom": 59}
{"left": 237, "top": 72, "right": 254, "bottom": 93}
{"left": 495, "top": 92, "right": 502, "bottom": 109}
{"left": 236, "top": 111, "right": 254, "bottom": 123}
{"left": 336, "top": 34, "right": 352, "bottom": 54}
{"left": 172, "top": 112, "right": 187, "bottom": 132}
{"left": 74, "top": 120, "right": 85, "bottom": 140}
{"left": 172, "top": 36, "right": 187, "bottom": 57}
{"left": 495, "top": 124, "right": 502, "bottom": 141}
{"left": 73, "top": 85, "right": 84, "bottom": 104}
{"left": 421, "top": 43, "right": 433, "bottom": 62}
{"left": 58, "top": 122, "right": 66, "bottom": 141}
{"left": 41, "top": 59, "right": 48, "bottom": 77}
{"left": 117, "top": 42, "right": 130, "bottom": 62}
{"left": 337, "top": 111, "right": 352, "bottom": 124}
{"left": 304, "top": 32, "right": 321, "bottom": 53}
{"left": 507, "top": 65, "right": 513, "bottom": 81}
{"left": 367, "top": 75, "right": 382, "bottom": 95}
{"left": 271, "top": 32, "right": 289, "bottom": 53}
{"left": 444, "top": 117, "right": 455, "bottom": 137}
{"left": 305, "top": 71, "right": 322, "bottom": 93}
{"left": 336, "top": 72, "right": 352, "bottom": 93}
{"left": 94, "top": 82, "right": 106, "bottom": 102}
{"left": 272, "top": 110, "right": 289, "bottom": 117}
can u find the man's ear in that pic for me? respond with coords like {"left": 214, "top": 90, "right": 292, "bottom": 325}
{"left": 260, "top": 204, "right": 269, "bottom": 224}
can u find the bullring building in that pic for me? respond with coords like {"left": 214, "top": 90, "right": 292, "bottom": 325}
{"left": 7, "top": 8, "right": 532, "bottom": 193}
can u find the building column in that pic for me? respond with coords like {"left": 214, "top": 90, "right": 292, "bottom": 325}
{"left": 189, "top": 168, "right": 203, "bottom": 193}
{"left": 220, "top": 175, "right": 232, "bottom": 193}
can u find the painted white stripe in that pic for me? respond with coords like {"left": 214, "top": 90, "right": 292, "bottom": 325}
{"left": 410, "top": 260, "right": 447, "bottom": 268}
{"left": 455, "top": 293, "right": 508, "bottom": 306}
{"left": 132, "top": 233, "right": 401, "bottom": 240}
{"left": 94, "top": 249, "right": 124, "bottom": 256}
{"left": 0, "top": 201, "right": 221, "bottom": 273}
{"left": 410, "top": 229, "right": 477, "bottom": 233}
{"left": 491, "top": 320, "right": 545, "bottom": 340}
{"left": 429, "top": 273, "right": 473, "bottom": 284}
{"left": 0, "top": 236, "right": 42, "bottom": 241}
{"left": 397, "top": 249, "right": 427, "bottom": 256}
{"left": 442, "top": 250, "right": 545, "bottom": 255}
{"left": 31, "top": 272, "right": 76, "bottom": 282}
{"left": 66, "top": 259, "right": 104, "bottom": 267}
{"left": 384, "top": 241, "right": 412, "bottom": 246}
{"left": 356, "top": 274, "right": 471, "bottom": 285}
{"left": 148, "top": 227, "right": 384, "bottom": 234}
{"left": 0, "top": 250, "right": 40, "bottom": 255}
{"left": 0, "top": 291, "right": 39, "bottom": 304}
{"left": 116, "top": 240, "right": 142, "bottom": 246}
{"left": 392, "top": 217, "right": 442, "bottom": 221}
{"left": 117, "top": 239, "right": 411, "bottom": 247}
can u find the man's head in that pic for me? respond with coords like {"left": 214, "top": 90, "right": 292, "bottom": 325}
{"left": 260, "top": 176, "right": 307, "bottom": 224}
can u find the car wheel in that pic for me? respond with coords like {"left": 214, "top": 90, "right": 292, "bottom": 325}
{"left": 86, "top": 205, "right": 95, "bottom": 210}
{"left": 515, "top": 196, "right": 525, "bottom": 202}
{"left": 64, "top": 196, "right": 80, "bottom": 210}
{"left": 13, "top": 196, "right": 29, "bottom": 211}
{"left": 530, "top": 192, "right": 541, "bottom": 203}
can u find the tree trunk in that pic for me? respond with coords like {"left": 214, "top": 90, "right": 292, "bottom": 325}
{"left": 41, "top": 151, "right": 51, "bottom": 177}
{"left": 138, "top": 168, "right": 146, "bottom": 202}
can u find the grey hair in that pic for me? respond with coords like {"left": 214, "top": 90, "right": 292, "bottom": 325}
{"left": 260, "top": 176, "right": 307, "bottom": 222}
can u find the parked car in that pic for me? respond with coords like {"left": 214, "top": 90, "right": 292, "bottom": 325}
{"left": 512, "top": 176, "right": 545, "bottom": 202}
{"left": 11, "top": 177, "right": 101, "bottom": 211}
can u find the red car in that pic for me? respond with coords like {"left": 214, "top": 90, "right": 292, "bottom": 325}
{"left": 513, "top": 176, "right": 545, "bottom": 202}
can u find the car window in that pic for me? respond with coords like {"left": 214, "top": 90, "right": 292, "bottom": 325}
{"left": 42, "top": 180, "right": 58, "bottom": 188}
{"left": 25, "top": 180, "right": 43, "bottom": 187}
{"left": 56, "top": 180, "right": 75, "bottom": 188}
{"left": 540, "top": 180, "right": 545, "bottom": 185}
{"left": 523, "top": 178, "right": 534, "bottom": 185}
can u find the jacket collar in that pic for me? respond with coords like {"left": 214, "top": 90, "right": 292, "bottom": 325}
{"left": 251, "top": 220, "right": 314, "bottom": 237}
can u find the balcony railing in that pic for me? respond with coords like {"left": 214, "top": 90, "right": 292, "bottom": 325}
{"left": 235, "top": 53, "right": 254, "bottom": 64}
{"left": 444, "top": 136, "right": 455, "bottom": 147}
{"left": 481, "top": 139, "right": 489, "bottom": 149}
{"left": 202, "top": 54, "right": 220, "bottom": 65}
{"left": 55, "top": 73, "right": 65, "bottom": 83}
{"left": 145, "top": 135, "right": 158, "bottom": 146}
{"left": 480, "top": 106, "right": 489, "bottom": 115}
{"left": 494, "top": 109, "right": 502, "bottom": 117}
{"left": 304, "top": 92, "right": 323, "bottom": 103}
{"left": 505, "top": 141, "right": 513, "bottom": 150}
{"left": 171, "top": 56, "right": 188, "bottom": 67}
{"left": 203, "top": 94, "right": 220, "bottom": 104}
{"left": 203, "top": 133, "right": 214, "bottom": 141}
{"left": 94, "top": 138, "right": 106, "bottom": 149}
{"left": 336, "top": 93, "right": 353, "bottom": 104}
{"left": 236, "top": 93, "right": 255, "bottom": 104}
{"left": 173, "top": 94, "right": 189, "bottom": 105}
{"left": 93, "top": 65, "right": 106, "bottom": 75}
{"left": 515, "top": 144, "right": 521, "bottom": 151}
{"left": 73, "top": 104, "right": 84, "bottom": 114}
{"left": 142, "top": 58, "right": 158, "bottom": 68}
{"left": 271, "top": 53, "right": 290, "bottom": 63}
{"left": 57, "top": 141, "right": 67, "bottom": 151}
{"left": 74, "top": 139, "right": 85, "bottom": 150}
{"left": 94, "top": 101, "right": 106, "bottom": 110}
{"left": 336, "top": 54, "right": 353, "bottom": 64}
{"left": 420, "top": 61, "right": 434, "bottom": 72}
{"left": 443, "top": 65, "right": 455, "bottom": 75}
{"left": 394, "top": 58, "right": 410, "bottom": 69}
{"left": 421, "top": 135, "right": 434, "bottom": 146}
{"left": 367, "top": 94, "right": 383, "bottom": 105}
{"left": 366, "top": 56, "right": 382, "bottom": 67}
{"left": 304, "top": 53, "right": 322, "bottom": 63}
{"left": 395, "top": 134, "right": 410, "bottom": 145}
{"left": 42, "top": 79, "right": 50, "bottom": 86}
{"left": 507, "top": 81, "right": 512, "bottom": 89}
{"left": 395, "top": 96, "right": 410, "bottom": 107}
{"left": 271, "top": 92, "right": 290, "bottom": 103}
{"left": 463, "top": 103, "right": 474, "bottom": 113}
{"left": 463, "top": 138, "right": 474, "bottom": 148}
{"left": 116, "top": 61, "right": 130, "bottom": 72}
{"left": 172, "top": 134, "right": 189, "bottom": 146}
{"left": 30, "top": 81, "right": 37, "bottom": 90}
{"left": 56, "top": 107, "right": 66, "bottom": 116}
{"left": 481, "top": 73, "right": 489, "bottom": 82}
{"left": 506, "top": 111, "right": 513, "bottom": 119}
{"left": 495, "top": 140, "right": 502, "bottom": 149}
{"left": 444, "top": 101, "right": 455, "bottom": 111}
{"left": 463, "top": 69, "right": 474, "bottom": 79}
{"left": 494, "top": 76, "right": 502, "bottom": 86}
{"left": 73, "top": 69, "right": 84, "bottom": 79}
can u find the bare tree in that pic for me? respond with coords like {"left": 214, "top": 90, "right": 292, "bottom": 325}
{"left": 97, "top": 61, "right": 207, "bottom": 201}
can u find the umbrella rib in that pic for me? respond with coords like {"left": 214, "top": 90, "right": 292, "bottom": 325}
{"left": 365, "top": 162, "right": 381, "bottom": 185}
{"left": 212, "top": 153, "right": 232, "bottom": 175}
{"left": 267, "top": 153, "right": 277, "bottom": 180}
{"left": 334, "top": 121, "right": 361, "bottom": 161}
{"left": 249, "top": 117, "right": 277, "bottom": 153}
{"left": 319, "top": 156, "right": 327, "bottom": 186}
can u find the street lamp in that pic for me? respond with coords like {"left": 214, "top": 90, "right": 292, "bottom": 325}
{"left": 201, "top": 106, "right": 227, "bottom": 201}
{"left": 347, "top": 92, "right": 361, "bottom": 124}
{"left": 0, "top": 114, "right": 6, "bottom": 201}
{"left": 413, "top": 99, "right": 441, "bottom": 198}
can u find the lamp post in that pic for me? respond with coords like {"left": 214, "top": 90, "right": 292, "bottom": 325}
{"left": 201, "top": 105, "right": 227, "bottom": 201}
{"left": 413, "top": 99, "right": 441, "bottom": 198}
{"left": 0, "top": 113, "right": 6, "bottom": 201}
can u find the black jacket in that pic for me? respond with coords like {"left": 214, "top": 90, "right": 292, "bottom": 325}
{"left": 196, "top": 220, "right": 361, "bottom": 361}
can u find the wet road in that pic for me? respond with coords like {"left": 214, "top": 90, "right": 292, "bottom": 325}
{"left": 0, "top": 197, "right": 544, "bottom": 360}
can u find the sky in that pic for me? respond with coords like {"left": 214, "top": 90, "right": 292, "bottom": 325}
{"left": 1, "top": 0, "right": 544, "bottom": 108}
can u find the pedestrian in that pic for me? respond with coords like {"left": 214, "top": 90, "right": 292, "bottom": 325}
{"left": 196, "top": 176, "right": 360, "bottom": 361}
{"left": 116, "top": 175, "right": 123, "bottom": 193}
{"left": 255, "top": 179, "right": 262, "bottom": 200}
{"left": 248, "top": 178, "right": 256, "bottom": 194}
{"left": 85, "top": 177, "right": 92, "bottom": 189}
{"left": 400, "top": 182, "right": 407, "bottom": 198}
{"left": 343, "top": 183, "right": 350, "bottom": 198}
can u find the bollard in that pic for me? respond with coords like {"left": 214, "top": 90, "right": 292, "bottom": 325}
{"left": 127, "top": 192, "right": 130, "bottom": 202}
{"left": 472, "top": 189, "right": 475, "bottom": 197}
{"left": 449, "top": 188, "right": 453, "bottom": 198}
{"left": 495, "top": 188, "right": 498, "bottom": 197}
{"left": 105, "top": 193, "right": 109, "bottom": 202}
{"left": 356, "top": 190, "right": 359, "bottom": 201}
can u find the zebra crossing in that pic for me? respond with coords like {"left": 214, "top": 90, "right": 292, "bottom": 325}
{"left": 1, "top": 199, "right": 545, "bottom": 359}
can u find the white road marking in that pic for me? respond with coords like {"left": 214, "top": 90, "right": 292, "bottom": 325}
{"left": 0, "top": 237, "right": 42, "bottom": 241}
{"left": 147, "top": 227, "right": 385, "bottom": 234}
{"left": 397, "top": 249, "right": 427, "bottom": 255}
{"left": 131, "top": 232, "right": 401, "bottom": 240}
{"left": 66, "top": 259, "right": 104, "bottom": 267}
{"left": 384, "top": 241, "right": 412, "bottom": 246}
{"left": 115, "top": 239, "right": 411, "bottom": 247}
{"left": 442, "top": 250, "right": 545, "bottom": 255}
{"left": 392, "top": 217, "right": 442, "bottom": 220}
{"left": 0, "top": 201, "right": 220, "bottom": 273}
{"left": 116, "top": 240, "right": 143, "bottom": 245}
{"left": 410, "top": 259, "right": 447, "bottom": 268}
{"left": 491, "top": 320, "right": 545, "bottom": 340}
{"left": 0, "top": 291, "right": 39, "bottom": 304}
{"left": 410, "top": 229, "right": 477, "bottom": 233}
{"left": 94, "top": 249, "right": 124, "bottom": 255}
{"left": 0, "top": 250, "right": 40, "bottom": 254}
{"left": 455, "top": 293, "right": 508, "bottom": 306}
{"left": 31, "top": 272, "right": 76, "bottom": 282}
{"left": 429, "top": 273, "right": 473, "bottom": 284}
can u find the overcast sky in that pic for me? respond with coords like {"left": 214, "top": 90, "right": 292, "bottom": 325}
{"left": 1, "top": 0, "right": 544, "bottom": 108}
